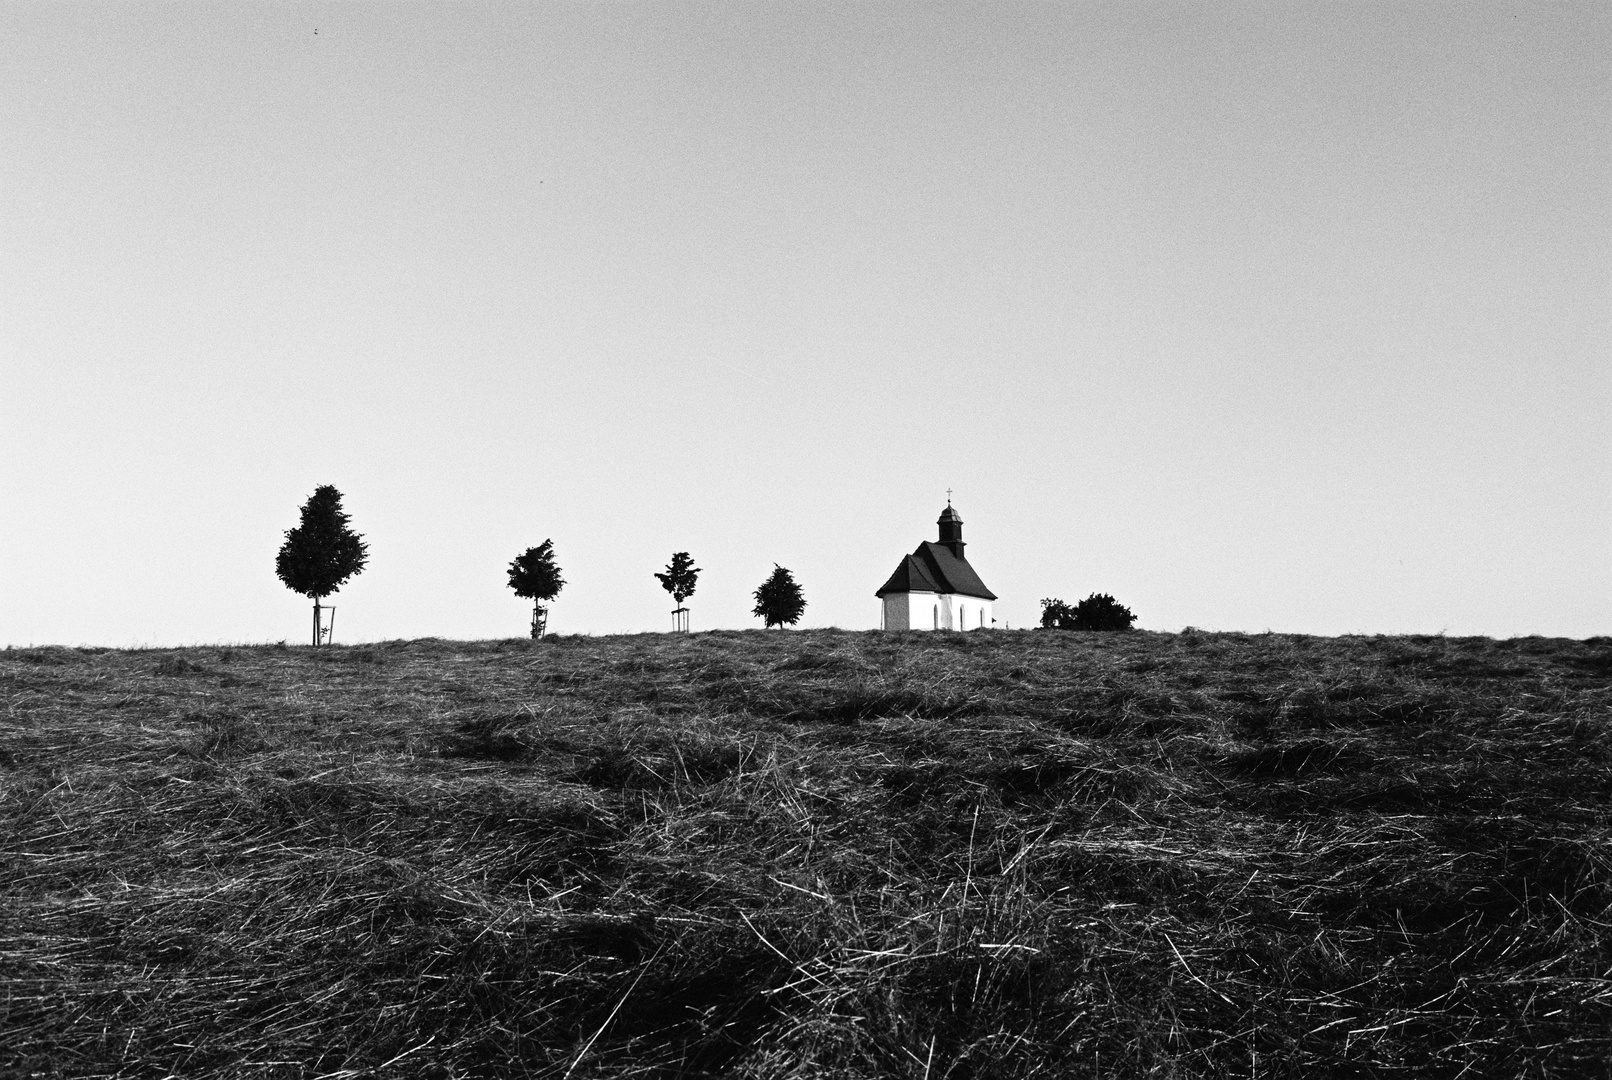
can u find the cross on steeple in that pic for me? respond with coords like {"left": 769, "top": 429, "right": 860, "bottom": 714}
{"left": 946, "top": 488, "right": 953, "bottom": 505}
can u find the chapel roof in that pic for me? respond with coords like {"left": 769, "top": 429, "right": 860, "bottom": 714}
{"left": 875, "top": 541, "right": 997, "bottom": 601}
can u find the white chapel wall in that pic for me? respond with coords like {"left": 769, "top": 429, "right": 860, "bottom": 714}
{"left": 938, "top": 593, "right": 993, "bottom": 631}
{"left": 883, "top": 591, "right": 993, "bottom": 631}
{"left": 952, "top": 597, "right": 992, "bottom": 631}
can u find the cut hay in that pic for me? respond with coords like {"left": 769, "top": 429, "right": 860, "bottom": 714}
{"left": 2, "top": 631, "right": 1608, "bottom": 1076}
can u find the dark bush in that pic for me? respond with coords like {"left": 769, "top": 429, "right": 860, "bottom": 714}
{"left": 1039, "top": 598, "right": 1076, "bottom": 629}
{"left": 1071, "top": 593, "right": 1136, "bottom": 631}
{"left": 1040, "top": 594, "right": 1136, "bottom": 631}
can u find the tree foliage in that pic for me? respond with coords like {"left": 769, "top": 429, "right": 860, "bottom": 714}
{"left": 1040, "top": 593, "right": 1136, "bottom": 631}
{"left": 1039, "top": 598, "right": 1075, "bottom": 629}
{"left": 275, "top": 486, "right": 369, "bottom": 600}
{"left": 752, "top": 564, "right": 806, "bottom": 628}
{"left": 507, "top": 541, "right": 565, "bottom": 603}
{"left": 654, "top": 552, "right": 701, "bottom": 606}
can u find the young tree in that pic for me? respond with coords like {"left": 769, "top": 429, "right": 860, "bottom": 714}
{"left": 752, "top": 564, "right": 806, "bottom": 629}
{"left": 654, "top": 551, "right": 700, "bottom": 632}
{"left": 508, "top": 540, "right": 565, "bottom": 638}
{"left": 275, "top": 485, "right": 369, "bottom": 646}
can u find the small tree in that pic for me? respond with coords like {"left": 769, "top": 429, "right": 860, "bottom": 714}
{"left": 508, "top": 540, "right": 565, "bottom": 638}
{"left": 752, "top": 564, "right": 806, "bottom": 629}
{"left": 1039, "top": 598, "right": 1076, "bottom": 629}
{"left": 276, "top": 486, "right": 369, "bottom": 646}
{"left": 655, "top": 551, "right": 700, "bottom": 632}
{"left": 1041, "top": 594, "right": 1136, "bottom": 631}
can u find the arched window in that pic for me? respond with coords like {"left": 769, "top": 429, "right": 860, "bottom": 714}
{"left": 933, "top": 604, "right": 938, "bottom": 630}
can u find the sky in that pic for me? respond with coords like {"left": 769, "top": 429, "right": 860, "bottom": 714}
{"left": 2, "top": 2, "right": 1607, "bottom": 646}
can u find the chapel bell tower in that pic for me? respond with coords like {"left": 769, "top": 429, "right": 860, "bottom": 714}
{"left": 937, "top": 503, "right": 965, "bottom": 557}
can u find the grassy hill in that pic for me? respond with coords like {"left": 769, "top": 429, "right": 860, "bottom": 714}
{"left": 3, "top": 629, "right": 1609, "bottom": 1078}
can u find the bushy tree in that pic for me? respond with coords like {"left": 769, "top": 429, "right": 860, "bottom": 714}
{"left": 1040, "top": 593, "right": 1136, "bottom": 631}
{"left": 1074, "top": 593, "right": 1136, "bottom": 630}
{"left": 655, "top": 552, "right": 700, "bottom": 631}
{"left": 752, "top": 564, "right": 806, "bottom": 629}
{"left": 276, "top": 485, "right": 368, "bottom": 646}
{"left": 1039, "top": 598, "right": 1076, "bottom": 629}
{"left": 508, "top": 540, "right": 565, "bottom": 638}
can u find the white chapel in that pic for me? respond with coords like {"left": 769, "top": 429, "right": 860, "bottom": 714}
{"left": 876, "top": 502, "right": 997, "bottom": 631}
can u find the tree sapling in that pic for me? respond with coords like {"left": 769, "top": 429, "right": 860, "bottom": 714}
{"left": 508, "top": 540, "right": 565, "bottom": 638}
{"left": 655, "top": 552, "right": 701, "bottom": 632}
{"left": 275, "top": 485, "right": 369, "bottom": 646}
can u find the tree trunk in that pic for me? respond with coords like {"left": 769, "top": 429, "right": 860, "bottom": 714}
{"left": 312, "top": 597, "right": 321, "bottom": 647}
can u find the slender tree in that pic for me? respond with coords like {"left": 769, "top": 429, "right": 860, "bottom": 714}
{"left": 275, "top": 485, "right": 368, "bottom": 646}
{"left": 654, "top": 551, "right": 701, "bottom": 632}
{"left": 508, "top": 540, "right": 565, "bottom": 638}
{"left": 752, "top": 564, "right": 806, "bottom": 629}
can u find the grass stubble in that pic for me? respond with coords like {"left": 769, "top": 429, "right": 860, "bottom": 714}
{"left": 1, "top": 629, "right": 1609, "bottom": 1078}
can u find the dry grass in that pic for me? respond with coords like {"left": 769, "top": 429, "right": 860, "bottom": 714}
{"left": 2, "top": 629, "right": 1609, "bottom": 1078}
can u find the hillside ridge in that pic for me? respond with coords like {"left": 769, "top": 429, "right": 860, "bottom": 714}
{"left": 3, "top": 629, "right": 1609, "bottom": 1077}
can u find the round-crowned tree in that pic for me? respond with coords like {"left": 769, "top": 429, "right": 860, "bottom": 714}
{"left": 1039, "top": 598, "right": 1076, "bottom": 629}
{"left": 655, "top": 552, "right": 700, "bottom": 632}
{"left": 752, "top": 564, "right": 806, "bottom": 629}
{"left": 275, "top": 485, "right": 368, "bottom": 646}
{"left": 1072, "top": 593, "right": 1136, "bottom": 631}
{"left": 1040, "top": 594, "right": 1136, "bottom": 631}
{"left": 508, "top": 540, "right": 565, "bottom": 638}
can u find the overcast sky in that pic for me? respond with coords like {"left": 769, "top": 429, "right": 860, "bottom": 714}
{"left": 3, "top": 2, "right": 1607, "bottom": 646}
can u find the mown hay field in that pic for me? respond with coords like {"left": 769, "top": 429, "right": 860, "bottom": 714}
{"left": 3, "top": 629, "right": 1610, "bottom": 1078}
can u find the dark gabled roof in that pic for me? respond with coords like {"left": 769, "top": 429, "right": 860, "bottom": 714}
{"left": 875, "top": 553, "right": 942, "bottom": 597}
{"left": 875, "top": 542, "right": 997, "bottom": 601}
{"left": 917, "top": 542, "right": 997, "bottom": 600}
